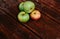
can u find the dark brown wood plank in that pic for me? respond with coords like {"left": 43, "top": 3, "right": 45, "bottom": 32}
{"left": 0, "top": 8, "right": 40, "bottom": 39}
{"left": 0, "top": 0, "right": 60, "bottom": 39}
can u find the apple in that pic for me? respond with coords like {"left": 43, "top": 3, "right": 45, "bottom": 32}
{"left": 23, "top": 1, "right": 35, "bottom": 13}
{"left": 17, "top": 11, "right": 30, "bottom": 23}
{"left": 30, "top": 10, "right": 41, "bottom": 20}
{"left": 19, "top": 2, "right": 24, "bottom": 11}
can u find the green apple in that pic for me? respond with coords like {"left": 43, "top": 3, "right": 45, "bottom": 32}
{"left": 19, "top": 2, "right": 24, "bottom": 11}
{"left": 23, "top": 1, "right": 35, "bottom": 13}
{"left": 17, "top": 11, "right": 30, "bottom": 23}
{"left": 30, "top": 10, "right": 41, "bottom": 20}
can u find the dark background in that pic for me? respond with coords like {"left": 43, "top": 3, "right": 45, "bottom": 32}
{"left": 0, "top": 0, "right": 60, "bottom": 39}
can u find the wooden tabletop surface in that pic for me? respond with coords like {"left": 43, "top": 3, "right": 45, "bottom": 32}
{"left": 0, "top": 0, "right": 60, "bottom": 39}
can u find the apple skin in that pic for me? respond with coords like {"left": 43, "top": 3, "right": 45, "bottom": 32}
{"left": 30, "top": 10, "right": 41, "bottom": 20}
{"left": 17, "top": 12, "right": 30, "bottom": 23}
{"left": 23, "top": 1, "right": 35, "bottom": 13}
{"left": 19, "top": 2, "right": 24, "bottom": 11}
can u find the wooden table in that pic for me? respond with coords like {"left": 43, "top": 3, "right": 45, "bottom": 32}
{"left": 0, "top": 0, "right": 60, "bottom": 39}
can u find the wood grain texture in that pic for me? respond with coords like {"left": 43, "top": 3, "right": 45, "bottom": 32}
{"left": 0, "top": 0, "right": 60, "bottom": 39}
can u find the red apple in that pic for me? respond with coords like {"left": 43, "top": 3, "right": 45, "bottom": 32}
{"left": 30, "top": 10, "right": 41, "bottom": 20}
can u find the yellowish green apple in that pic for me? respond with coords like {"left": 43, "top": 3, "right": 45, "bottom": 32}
{"left": 17, "top": 11, "right": 30, "bottom": 23}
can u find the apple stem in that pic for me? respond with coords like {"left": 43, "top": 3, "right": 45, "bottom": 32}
{"left": 22, "top": 14, "right": 25, "bottom": 16}
{"left": 34, "top": 13, "right": 36, "bottom": 14}
{"left": 30, "top": 8, "right": 32, "bottom": 10}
